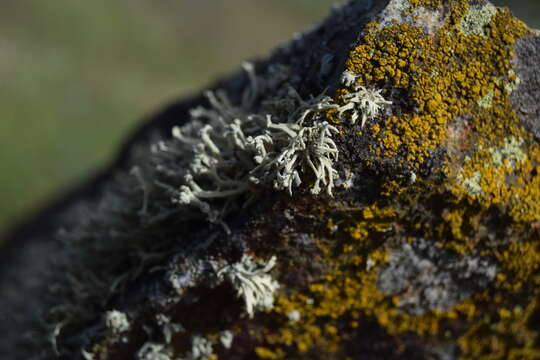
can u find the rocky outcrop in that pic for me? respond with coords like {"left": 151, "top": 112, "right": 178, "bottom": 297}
{"left": 1, "top": 0, "right": 540, "bottom": 359}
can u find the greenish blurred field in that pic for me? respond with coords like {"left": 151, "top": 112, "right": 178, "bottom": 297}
{"left": 0, "top": 0, "right": 538, "bottom": 234}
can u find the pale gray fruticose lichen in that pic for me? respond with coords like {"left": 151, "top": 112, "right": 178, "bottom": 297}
{"left": 134, "top": 328, "right": 219, "bottom": 360}
{"left": 158, "top": 62, "right": 341, "bottom": 224}
{"left": 184, "top": 335, "right": 215, "bottom": 360}
{"left": 105, "top": 310, "right": 131, "bottom": 335}
{"left": 136, "top": 342, "right": 174, "bottom": 360}
{"left": 21, "top": 61, "right": 386, "bottom": 359}
{"left": 215, "top": 254, "right": 279, "bottom": 318}
{"left": 155, "top": 65, "right": 391, "bottom": 224}
{"left": 338, "top": 70, "right": 392, "bottom": 126}
{"left": 219, "top": 330, "right": 234, "bottom": 349}
{"left": 155, "top": 313, "right": 185, "bottom": 344}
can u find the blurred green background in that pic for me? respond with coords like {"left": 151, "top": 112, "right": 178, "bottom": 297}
{"left": 0, "top": 0, "right": 538, "bottom": 235}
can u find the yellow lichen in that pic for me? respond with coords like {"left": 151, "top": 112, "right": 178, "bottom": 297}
{"left": 339, "top": 1, "right": 529, "bottom": 171}
{"left": 257, "top": 204, "right": 484, "bottom": 358}
{"left": 408, "top": 0, "right": 443, "bottom": 10}
{"left": 459, "top": 297, "right": 540, "bottom": 360}
{"left": 252, "top": 1, "right": 539, "bottom": 358}
{"left": 449, "top": 142, "right": 540, "bottom": 223}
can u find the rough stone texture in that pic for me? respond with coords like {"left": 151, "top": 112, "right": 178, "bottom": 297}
{"left": 377, "top": 238, "right": 498, "bottom": 315}
{"left": 512, "top": 35, "right": 540, "bottom": 139}
{"left": 1, "top": 0, "right": 540, "bottom": 359}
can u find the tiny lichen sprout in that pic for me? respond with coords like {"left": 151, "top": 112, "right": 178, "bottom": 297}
{"left": 338, "top": 71, "right": 392, "bottom": 127}
{"left": 341, "top": 70, "right": 357, "bottom": 87}
{"left": 156, "top": 313, "right": 184, "bottom": 344}
{"left": 187, "top": 335, "right": 215, "bottom": 360}
{"left": 217, "top": 255, "right": 279, "bottom": 318}
{"left": 219, "top": 330, "right": 234, "bottom": 349}
{"left": 136, "top": 342, "right": 173, "bottom": 360}
{"left": 105, "top": 310, "right": 131, "bottom": 335}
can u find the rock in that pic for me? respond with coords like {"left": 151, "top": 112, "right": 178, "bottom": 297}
{"left": 1, "top": 0, "right": 540, "bottom": 359}
{"left": 377, "top": 238, "right": 498, "bottom": 315}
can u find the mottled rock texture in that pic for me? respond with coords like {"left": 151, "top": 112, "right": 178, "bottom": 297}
{"left": 1, "top": 0, "right": 540, "bottom": 359}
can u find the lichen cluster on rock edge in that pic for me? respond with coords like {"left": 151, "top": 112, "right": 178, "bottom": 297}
{"left": 1, "top": 0, "right": 540, "bottom": 359}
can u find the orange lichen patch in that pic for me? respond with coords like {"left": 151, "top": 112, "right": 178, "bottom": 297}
{"left": 255, "top": 204, "right": 481, "bottom": 358}
{"left": 254, "top": 346, "right": 285, "bottom": 360}
{"left": 253, "top": 195, "right": 539, "bottom": 358}
{"left": 338, "top": 2, "right": 529, "bottom": 170}
{"left": 441, "top": 207, "right": 468, "bottom": 242}
{"left": 493, "top": 240, "right": 540, "bottom": 293}
{"left": 408, "top": 0, "right": 443, "bottom": 9}
{"left": 448, "top": 140, "right": 540, "bottom": 223}
{"left": 346, "top": 205, "right": 397, "bottom": 239}
{"left": 255, "top": 2, "right": 539, "bottom": 359}
{"left": 458, "top": 297, "right": 540, "bottom": 360}
{"left": 380, "top": 179, "right": 406, "bottom": 197}
{"left": 453, "top": 233, "right": 540, "bottom": 359}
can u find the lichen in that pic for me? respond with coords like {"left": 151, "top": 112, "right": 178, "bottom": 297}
{"left": 4, "top": 1, "right": 540, "bottom": 359}
{"left": 341, "top": 1, "right": 529, "bottom": 171}
{"left": 91, "top": 2, "right": 539, "bottom": 359}
{"left": 216, "top": 255, "right": 280, "bottom": 318}
{"left": 458, "top": 297, "right": 540, "bottom": 360}
{"left": 408, "top": 0, "right": 443, "bottom": 10}
{"left": 377, "top": 238, "right": 497, "bottom": 315}
{"left": 166, "top": 64, "right": 341, "bottom": 223}
{"left": 335, "top": 71, "right": 392, "bottom": 127}
{"left": 253, "top": 203, "right": 488, "bottom": 358}
{"left": 105, "top": 310, "right": 131, "bottom": 335}
{"left": 449, "top": 141, "right": 540, "bottom": 223}
{"left": 250, "top": 1, "right": 540, "bottom": 358}
{"left": 458, "top": 3, "right": 497, "bottom": 37}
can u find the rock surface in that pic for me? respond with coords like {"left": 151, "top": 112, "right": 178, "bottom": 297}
{"left": 1, "top": 0, "right": 540, "bottom": 359}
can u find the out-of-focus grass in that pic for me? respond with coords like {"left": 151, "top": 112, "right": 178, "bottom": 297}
{"left": 0, "top": 0, "right": 538, "bottom": 234}
{"left": 0, "top": 0, "right": 332, "bottom": 233}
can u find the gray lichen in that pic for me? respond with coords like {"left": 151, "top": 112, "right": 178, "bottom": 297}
{"left": 105, "top": 309, "right": 131, "bottom": 335}
{"left": 215, "top": 254, "right": 279, "bottom": 318}
{"left": 377, "top": 238, "right": 498, "bottom": 315}
{"left": 458, "top": 3, "right": 497, "bottom": 37}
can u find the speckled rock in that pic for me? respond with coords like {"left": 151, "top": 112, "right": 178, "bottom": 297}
{"left": 377, "top": 238, "right": 498, "bottom": 315}
{"left": 1, "top": 0, "right": 540, "bottom": 359}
